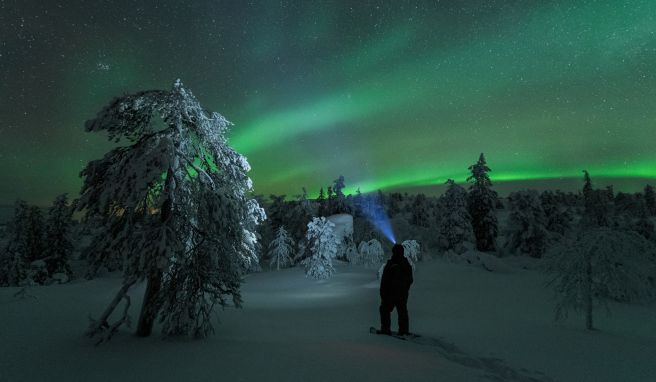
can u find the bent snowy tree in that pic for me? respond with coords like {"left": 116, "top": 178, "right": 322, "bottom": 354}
{"left": 545, "top": 228, "right": 656, "bottom": 330}
{"left": 77, "top": 80, "right": 265, "bottom": 343}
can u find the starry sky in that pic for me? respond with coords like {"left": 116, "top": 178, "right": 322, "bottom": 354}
{"left": 1, "top": 0, "right": 655, "bottom": 204}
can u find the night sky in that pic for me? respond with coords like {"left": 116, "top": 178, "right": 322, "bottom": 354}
{"left": 1, "top": 0, "right": 655, "bottom": 204}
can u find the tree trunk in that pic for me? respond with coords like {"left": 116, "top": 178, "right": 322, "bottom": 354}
{"left": 585, "top": 252, "right": 594, "bottom": 330}
{"left": 136, "top": 270, "right": 162, "bottom": 337}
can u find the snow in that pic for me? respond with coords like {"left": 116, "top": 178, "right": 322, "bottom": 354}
{"left": 1, "top": 257, "right": 655, "bottom": 381}
{"left": 326, "top": 213, "right": 353, "bottom": 243}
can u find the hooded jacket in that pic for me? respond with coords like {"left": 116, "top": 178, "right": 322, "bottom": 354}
{"left": 380, "top": 252, "right": 413, "bottom": 300}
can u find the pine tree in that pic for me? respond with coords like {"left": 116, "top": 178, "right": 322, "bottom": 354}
{"left": 633, "top": 215, "right": 655, "bottom": 242}
{"left": 614, "top": 192, "right": 642, "bottom": 218}
{"left": 545, "top": 228, "right": 656, "bottom": 330}
{"left": 540, "top": 190, "right": 571, "bottom": 236}
{"left": 25, "top": 205, "right": 45, "bottom": 263}
{"left": 78, "top": 80, "right": 264, "bottom": 342}
{"left": 506, "top": 190, "right": 549, "bottom": 258}
{"left": 410, "top": 193, "right": 430, "bottom": 228}
{"left": 268, "top": 226, "right": 295, "bottom": 270}
{"left": 467, "top": 153, "right": 499, "bottom": 251}
{"left": 297, "top": 187, "right": 315, "bottom": 217}
{"left": 353, "top": 188, "right": 364, "bottom": 217}
{"left": 582, "top": 170, "right": 593, "bottom": 199}
{"left": 0, "top": 200, "right": 30, "bottom": 286}
{"left": 331, "top": 175, "right": 349, "bottom": 214}
{"left": 438, "top": 180, "right": 474, "bottom": 252}
{"left": 43, "top": 194, "right": 74, "bottom": 278}
{"left": 387, "top": 192, "right": 402, "bottom": 217}
{"left": 581, "top": 171, "right": 610, "bottom": 227}
{"left": 0, "top": 249, "right": 10, "bottom": 286}
{"left": 326, "top": 186, "right": 335, "bottom": 215}
{"left": 644, "top": 184, "right": 656, "bottom": 216}
{"left": 261, "top": 194, "right": 289, "bottom": 243}
{"left": 285, "top": 188, "right": 315, "bottom": 244}
{"left": 302, "top": 217, "right": 337, "bottom": 279}
{"left": 317, "top": 187, "right": 326, "bottom": 216}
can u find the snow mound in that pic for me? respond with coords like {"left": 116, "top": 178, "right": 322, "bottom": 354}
{"left": 444, "top": 250, "right": 512, "bottom": 273}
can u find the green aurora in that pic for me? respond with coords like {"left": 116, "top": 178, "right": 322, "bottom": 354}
{"left": 1, "top": 0, "right": 655, "bottom": 204}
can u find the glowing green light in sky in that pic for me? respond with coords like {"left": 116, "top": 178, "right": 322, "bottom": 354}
{"left": 1, "top": 1, "right": 655, "bottom": 204}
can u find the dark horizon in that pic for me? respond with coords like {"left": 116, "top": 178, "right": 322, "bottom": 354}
{"left": 1, "top": 175, "right": 651, "bottom": 211}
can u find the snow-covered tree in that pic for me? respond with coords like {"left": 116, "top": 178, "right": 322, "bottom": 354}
{"left": 632, "top": 215, "right": 655, "bottom": 242}
{"left": 545, "top": 228, "right": 656, "bottom": 330}
{"left": 25, "top": 205, "right": 45, "bottom": 263}
{"left": 266, "top": 194, "right": 287, "bottom": 228}
{"left": 259, "top": 194, "right": 286, "bottom": 251}
{"left": 581, "top": 170, "right": 610, "bottom": 227}
{"left": 0, "top": 250, "right": 11, "bottom": 287}
{"left": 402, "top": 240, "right": 421, "bottom": 264}
{"left": 0, "top": 200, "right": 30, "bottom": 286}
{"left": 27, "top": 259, "right": 48, "bottom": 285}
{"left": 644, "top": 184, "right": 656, "bottom": 216}
{"left": 78, "top": 80, "right": 264, "bottom": 342}
{"left": 540, "top": 190, "right": 571, "bottom": 236}
{"left": 268, "top": 226, "right": 295, "bottom": 270}
{"left": 357, "top": 239, "right": 384, "bottom": 269}
{"left": 467, "top": 153, "right": 499, "bottom": 252}
{"left": 387, "top": 192, "right": 403, "bottom": 217}
{"left": 410, "top": 193, "right": 430, "bottom": 228}
{"left": 345, "top": 238, "right": 360, "bottom": 263}
{"left": 616, "top": 192, "right": 640, "bottom": 214}
{"left": 302, "top": 217, "right": 337, "bottom": 279}
{"left": 317, "top": 187, "right": 327, "bottom": 216}
{"left": 43, "top": 194, "right": 73, "bottom": 277}
{"left": 326, "top": 186, "right": 335, "bottom": 215}
{"left": 352, "top": 188, "right": 364, "bottom": 217}
{"left": 438, "top": 180, "right": 474, "bottom": 252}
{"left": 331, "top": 175, "right": 349, "bottom": 214}
{"left": 286, "top": 188, "right": 316, "bottom": 244}
{"left": 505, "top": 190, "right": 549, "bottom": 258}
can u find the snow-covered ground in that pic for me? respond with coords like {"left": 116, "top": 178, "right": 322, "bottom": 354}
{"left": 1, "top": 257, "right": 654, "bottom": 382}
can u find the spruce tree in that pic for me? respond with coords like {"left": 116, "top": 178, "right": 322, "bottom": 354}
{"left": 303, "top": 217, "right": 337, "bottom": 279}
{"left": 43, "top": 194, "right": 74, "bottom": 277}
{"left": 78, "top": 80, "right": 264, "bottom": 342}
{"left": 317, "top": 187, "right": 326, "bottom": 216}
{"left": 438, "top": 180, "right": 474, "bottom": 252}
{"left": 286, "top": 188, "right": 315, "bottom": 244}
{"left": 467, "top": 153, "right": 499, "bottom": 251}
{"left": 326, "top": 186, "right": 335, "bottom": 215}
{"left": 540, "top": 190, "right": 571, "bottom": 236}
{"left": 267, "top": 194, "right": 287, "bottom": 231}
{"left": 581, "top": 171, "right": 610, "bottom": 227}
{"left": 645, "top": 184, "right": 656, "bottom": 216}
{"left": 25, "top": 205, "right": 45, "bottom": 263}
{"left": 387, "top": 192, "right": 402, "bottom": 217}
{"left": 331, "top": 175, "right": 350, "bottom": 214}
{"left": 0, "top": 249, "right": 10, "bottom": 286}
{"left": 506, "top": 190, "right": 549, "bottom": 258}
{"left": 0, "top": 200, "right": 30, "bottom": 286}
{"left": 268, "top": 226, "right": 295, "bottom": 270}
{"left": 410, "top": 193, "right": 430, "bottom": 228}
{"left": 353, "top": 188, "right": 364, "bottom": 217}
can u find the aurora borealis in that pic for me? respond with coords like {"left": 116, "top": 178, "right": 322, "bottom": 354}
{"left": 1, "top": 1, "right": 655, "bottom": 204}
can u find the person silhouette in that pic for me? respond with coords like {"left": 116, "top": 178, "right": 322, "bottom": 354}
{"left": 377, "top": 243, "right": 413, "bottom": 335}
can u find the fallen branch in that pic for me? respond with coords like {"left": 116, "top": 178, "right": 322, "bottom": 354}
{"left": 86, "top": 279, "right": 136, "bottom": 345}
